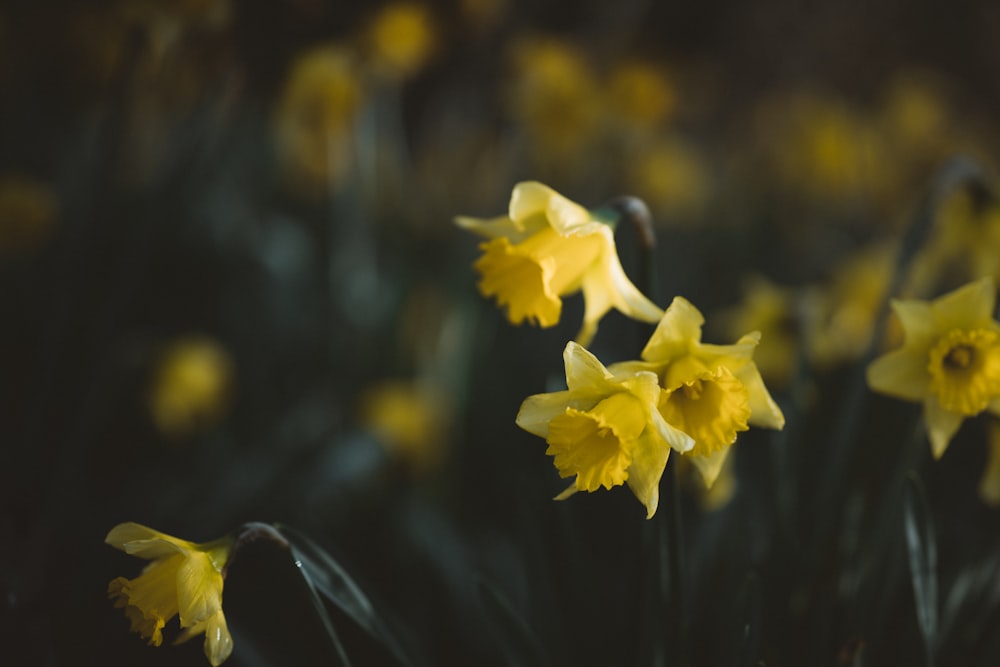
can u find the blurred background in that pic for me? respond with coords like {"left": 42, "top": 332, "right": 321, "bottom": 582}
{"left": 4, "top": 0, "right": 1000, "bottom": 664}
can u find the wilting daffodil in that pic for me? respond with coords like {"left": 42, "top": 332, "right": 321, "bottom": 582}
{"left": 456, "top": 181, "right": 663, "bottom": 347}
{"left": 610, "top": 297, "right": 785, "bottom": 487}
{"left": 867, "top": 277, "right": 1000, "bottom": 458}
{"left": 516, "top": 341, "right": 694, "bottom": 518}
{"left": 106, "top": 523, "right": 235, "bottom": 666}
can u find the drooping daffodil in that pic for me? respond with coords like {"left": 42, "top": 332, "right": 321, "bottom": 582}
{"left": 867, "top": 276, "right": 1000, "bottom": 458}
{"left": 610, "top": 296, "right": 786, "bottom": 487}
{"left": 106, "top": 522, "right": 235, "bottom": 666}
{"left": 516, "top": 341, "right": 694, "bottom": 518}
{"left": 456, "top": 181, "right": 663, "bottom": 347}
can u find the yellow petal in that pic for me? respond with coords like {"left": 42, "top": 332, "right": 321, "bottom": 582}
{"left": 204, "top": 611, "right": 234, "bottom": 666}
{"left": 931, "top": 276, "right": 996, "bottom": 332}
{"left": 688, "top": 448, "right": 731, "bottom": 488}
{"left": 641, "top": 296, "right": 703, "bottom": 362}
{"left": 175, "top": 552, "right": 224, "bottom": 628}
{"left": 105, "top": 523, "right": 191, "bottom": 560}
{"left": 867, "top": 348, "right": 930, "bottom": 402}
{"left": 563, "top": 341, "right": 613, "bottom": 390}
{"left": 516, "top": 390, "right": 575, "bottom": 438}
{"left": 454, "top": 214, "right": 531, "bottom": 242}
{"left": 509, "top": 181, "right": 558, "bottom": 223}
{"left": 577, "top": 229, "right": 663, "bottom": 347}
{"left": 626, "top": 430, "right": 670, "bottom": 518}
{"left": 737, "top": 362, "right": 786, "bottom": 430}
{"left": 891, "top": 298, "right": 938, "bottom": 348}
{"left": 923, "top": 395, "right": 965, "bottom": 459}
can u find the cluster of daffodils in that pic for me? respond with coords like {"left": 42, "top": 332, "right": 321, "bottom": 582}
{"left": 458, "top": 183, "right": 785, "bottom": 517}
{"left": 106, "top": 523, "right": 235, "bottom": 666}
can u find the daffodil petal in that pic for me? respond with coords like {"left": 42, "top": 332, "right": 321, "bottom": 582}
{"left": 106, "top": 523, "right": 191, "bottom": 559}
{"left": 890, "top": 298, "right": 938, "bottom": 348}
{"left": 931, "top": 276, "right": 996, "bottom": 332}
{"left": 454, "top": 214, "right": 529, "bottom": 241}
{"left": 554, "top": 482, "right": 578, "bottom": 501}
{"left": 578, "top": 231, "right": 663, "bottom": 344}
{"left": 687, "top": 448, "right": 731, "bottom": 488}
{"left": 516, "top": 390, "right": 575, "bottom": 437}
{"left": 509, "top": 181, "right": 557, "bottom": 223}
{"left": 544, "top": 188, "right": 599, "bottom": 235}
{"left": 626, "top": 430, "right": 670, "bottom": 518}
{"left": 650, "top": 407, "right": 695, "bottom": 453}
{"left": 563, "top": 341, "right": 613, "bottom": 390}
{"left": 867, "top": 347, "right": 930, "bottom": 402}
{"left": 737, "top": 362, "right": 786, "bottom": 429}
{"left": 175, "top": 552, "right": 223, "bottom": 628}
{"left": 923, "top": 396, "right": 964, "bottom": 459}
{"left": 642, "top": 296, "right": 703, "bottom": 362}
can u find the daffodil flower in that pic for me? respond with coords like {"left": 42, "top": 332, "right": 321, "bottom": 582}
{"left": 456, "top": 181, "right": 663, "bottom": 347}
{"left": 610, "top": 296, "right": 785, "bottom": 487}
{"left": 867, "top": 277, "right": 1000, "bottom": 458}
{"left": 516, "top": 341, "right": 694, "bottom": 518}
{"left": 106, "top": 522, "right": 235, "bottom": 666}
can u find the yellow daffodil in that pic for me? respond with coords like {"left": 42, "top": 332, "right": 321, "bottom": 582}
{"left": 106, "top": 522, "right": 235, "bottom": 666}
{"left": 456, "top": 181, "right": 663, "bottom": 347}
{"left": 364, "top": 2, "right": 436, "bottom": 81}
{"left": 273, "top": 44, "right": 364, "bottom": 198}
{"left": 149, "top": 337, "right": 234, "bottom": 440}
{"left": 516, "top": 341, "right": 694, "bottom": 518}
{"left": 867, "top": 277, "right": 1000, "bottom": 458}
{"left": 610, "top": 297, "right": 785, "bottom": 487}
{"left": 359, "top": 378, "right": 452, "bottom": 474}
{"left": 802, "top": 243, "right": 895, "bottom": 369}
{"left": 503, "top": 37, "right": 603, "bottom": 175}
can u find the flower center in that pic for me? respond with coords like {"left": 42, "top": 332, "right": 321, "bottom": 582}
{"left": 545, "top": 392, "right": 645, "bottom": 492}
{"left": 927, "top": 328, "right": 1000, "bottom": 415}
{"left": 659, "top": 366, "right": 750, "bottom": 457}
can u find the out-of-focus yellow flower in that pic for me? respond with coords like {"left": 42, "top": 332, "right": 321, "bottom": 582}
{"left": 360, "top": 379, "right": 451, "bottom": 474}
{"left": 0, "top": 174, "right": 58, "bottom": 256}
{"left": 755, "top": 92, "right": 894, "bottom": 203}
{"left": 980, "top": 418, "right": 1000, "bottom": 507}
{"left": 626, "top": 135, "right": 710, "bottom": 223}
{"left": 714, "top": 276, "right": 798, "bottom": 389}
{"left": 106, "top": 522, "right": 234, "bottom": 666}
{"left": 608, "top": 60, "right": 676, "bottom": 130}
{"left": 364, "top": 2, "right": 436, "bottom": 81}
{"left": 455, "top": 181, "right": 663, "bottom": 346}
{"left": 867, "top": 277, "right": 1000, "bottom": 458}
{"left": 803, "top": 243, "right": 894, "bottom": 368}
{"left": 273, "top": 44, "right": 364, "bottom": 198}
{"left": 517, "top": 342, "right": 694, "bottom": 518}
{"left": 505, "top": 37, "right": 603, "bottom": 165}
{"left": 611, "top": 297, "right": 785, "bottom": 487}
{"left": 880, "top": 71, "right": 953, "bottom": 165}
{"left": 149, "top": 337, "right": 233, "bottom": 439}
{"left": 908, "top": 190, "right": 1000, "bottom": 297}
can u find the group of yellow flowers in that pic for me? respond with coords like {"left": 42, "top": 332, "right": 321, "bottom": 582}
{"left": 458, "top": 181, "right": 787, "bottom": 517}
{"left": 104, "top": 181, "right": 1000, "bottom": 665}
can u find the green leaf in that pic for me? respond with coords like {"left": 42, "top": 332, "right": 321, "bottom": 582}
{"left": 903, "top": 471, "right": 938, "bottom": 666}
